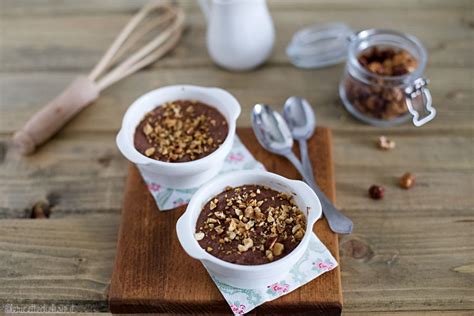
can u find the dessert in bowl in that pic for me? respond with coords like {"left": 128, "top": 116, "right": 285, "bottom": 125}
{"left": 116, "top": 85, "right": 241, "bottom": 189}
{"left": 176, "top": 170, "right": 322, "bottom": 288}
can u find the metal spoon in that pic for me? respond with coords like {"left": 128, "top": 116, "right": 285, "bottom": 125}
{"left": 283, "top": 96, "right": 316, "bottom": 184}
{"left": 252, "top": 103, "right": 353, "bottom": 234}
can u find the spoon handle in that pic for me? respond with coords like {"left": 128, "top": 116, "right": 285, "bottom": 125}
{"left": 298, "top": 139, "right": 315, "bottom": 184}
{"left": 286, "top": 151, "right": 353, "bottom": 234}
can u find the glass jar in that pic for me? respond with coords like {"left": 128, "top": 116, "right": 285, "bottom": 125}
{"left": 339, "top": 29, "right": 435, "bottom": 127}
{"left": 287, "top": 24, "right": 436, "bottom": 127}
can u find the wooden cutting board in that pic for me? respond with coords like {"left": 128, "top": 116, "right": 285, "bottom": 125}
{"left": 108, "top": 127, "right": 342, "bottom": 315}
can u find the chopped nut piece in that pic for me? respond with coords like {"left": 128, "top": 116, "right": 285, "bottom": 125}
{"left": 228, "top": 219, "right": 237, "bottom": 232}
{"left": 272, "top": 242, "right": 284, "bottom": 256}
{"left": 243, "top": 238, "right": 253, "bottom": 248}
{"left": 228, "top": 231, "right": 236, "bottom": 240}
{"left": 145, "top": 147, "right": 155, "bottom": 156}
{"left": 143, "top": 123, "right": 153, "bottom": 135}
{"left": 245, "top": 220, "right": 255, "bottom": 230}
{"left": 237, "top": 244, "right": 247, "bottom": 252}
{"left": 245, "top": 206, "right": 254, "bottom": 218}
{"left": 294, "top": 230, "right": 304, "bottom": 240}
{"left": 209, "top": 200, "right": 217, "bottom": 210}
{"left": 214, "top": 211, "right": 225, "bottom": 219}
{"left": 194, "top": 232, "right": 205, "bottom": 241}
{"left": 377, "top": 136, "right": 396, "bottom": 150}
{"left": 237, "top": 238, "right": 253, "bottom": 252}
{"left": 207, "top": 247, "right": 213, "bottom": 252}
{"left": 266, "top": 250, "right": 274, "bottom": 261}
{"left": 292, "top": 224, "right": 301, "bottom": 234}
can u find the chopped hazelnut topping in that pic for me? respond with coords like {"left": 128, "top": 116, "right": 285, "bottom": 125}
{"left": 143, "top": 123, "right": 153, "bottom": 135}
{"left": 292, "top": 224, "right": 301, "bottom": 234}
{"left": 195, "top": 185, "right": 307, "bottom": 265}
{"left": 273, "top": 243, "right": 284, "bottom": 256}
{"left": 194, "top": 232, "right": 204, "bottom": 241}
{"left": 145, "top": 147, "right": 155, "bottom": 157}
{"left": 209, "top": 200, "right": 217, "bottom": 210}
{"left": 135, "top": 100, "right": 228, "bottom": 162}
{"left": 266, "top": 250, "right": 274, "bottom": 261}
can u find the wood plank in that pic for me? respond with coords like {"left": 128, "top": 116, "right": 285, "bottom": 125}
{"left": 108, "top": 128, "right": 342, "bottom": 314}
{"left": 0, "top": 214, "right": 120, "bottom": 312}
{"left": 1, "top": 132, "right": 472, "bottom": 218}
{"left": 1, "top": 65, "right": 473, "bottom": 136}
{"left": 0, "top": 3, "right": 472, "bottom": 71}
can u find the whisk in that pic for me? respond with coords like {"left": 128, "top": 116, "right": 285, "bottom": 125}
{"left": 13, "top": 1, "right": 185, "bottom": 155}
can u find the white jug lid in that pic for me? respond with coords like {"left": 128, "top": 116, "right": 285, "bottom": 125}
{"left": 286, "top": 22, "right": 353, "bottom": 69}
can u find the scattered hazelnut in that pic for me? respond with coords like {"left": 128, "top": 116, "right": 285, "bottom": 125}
{"left": 368, "top": 185, "right": 385, "bottom": 200}
{"left": 400, "top": 172, "right": 416, "bottom": 189}
{"left": 377, "top": 136, "right": 396, "bottom": 150}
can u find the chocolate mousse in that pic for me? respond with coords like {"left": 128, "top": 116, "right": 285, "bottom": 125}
{"left": 134, "top": 100, "right": 228, "bottom": 162}
{"left": 195, "top": 185, "right": 307, "bottom": 265}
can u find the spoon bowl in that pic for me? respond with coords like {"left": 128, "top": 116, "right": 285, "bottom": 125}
{"left": 283, "top": 96, "right": 316, "bottom": 140}
{"left": 252, "top": 103, "right": 294, "bottom": 155}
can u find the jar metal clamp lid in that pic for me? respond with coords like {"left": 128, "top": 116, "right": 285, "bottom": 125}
{"left": 286, "top": 22, "right": 436, "bottom": 127}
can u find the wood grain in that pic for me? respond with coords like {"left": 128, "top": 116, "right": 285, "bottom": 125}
{"left": 1, "top": 66, "right": 473, "bottom": 135}
{"left": 0, "top": 214, "right": 119, "bottom": 312}
{"left": 108, "top": 128, "right": 342, "bottom": 315}
{"left": 0, "top": 0, "right": 473, "bottom": 314}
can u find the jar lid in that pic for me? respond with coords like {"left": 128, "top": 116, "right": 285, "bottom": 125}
{"left": 286, "top": 22, "right": 353, "bottom": 69}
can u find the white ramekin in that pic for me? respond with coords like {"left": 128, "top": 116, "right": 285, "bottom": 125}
{"left": 176, "top": 170, "right": 322, "bottom": 288}
{"left": 116, "top": 85, "right": 241, "bottom": 189}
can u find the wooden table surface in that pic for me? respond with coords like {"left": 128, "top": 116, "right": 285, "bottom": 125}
{"left": 0, "top": 0, "right": 473, "bottom": 315}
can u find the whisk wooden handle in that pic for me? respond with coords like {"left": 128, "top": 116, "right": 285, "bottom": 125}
{"left": 13, "top": 2, "right": 185, "bottom": 155}
{"left": 13, "top": 76, "right": 100, "bottom": 155}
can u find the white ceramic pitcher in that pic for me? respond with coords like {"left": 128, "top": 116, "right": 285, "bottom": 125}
{"left": 198, "top": 0, "right": 275, "bottom": 71}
